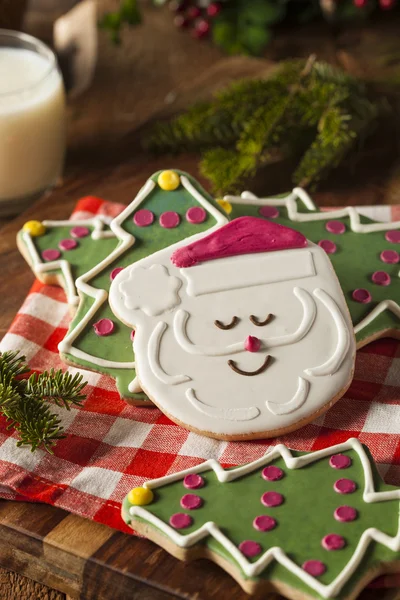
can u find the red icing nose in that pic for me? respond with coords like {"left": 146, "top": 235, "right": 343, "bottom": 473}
{"left": 245, "top": 336, "right": 261, "bottom": 352}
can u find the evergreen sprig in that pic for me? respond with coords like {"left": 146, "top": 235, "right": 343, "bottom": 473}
{"left": 144, "top": 58, "right": 379, "bottom": 194}
{"left": 0, "top": 351, "right": 87, "bottom": 453}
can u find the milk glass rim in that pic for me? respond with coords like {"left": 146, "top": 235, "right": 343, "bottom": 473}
{"left": 0, "top": 29, "right": 57, "bottom": 98}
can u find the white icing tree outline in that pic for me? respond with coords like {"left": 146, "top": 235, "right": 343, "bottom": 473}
{"left": 129, "top": 438, "right": 400, "bottom": 599}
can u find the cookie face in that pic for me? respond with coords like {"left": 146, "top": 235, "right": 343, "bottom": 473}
{"left": 225, "top": 188, "right": 400, "bottom": 348}
{"left": 110, "top": 217, "right": 356, "bottom": 439}
{"left": 123, "top": 438, "right": 400, "bottom": 600}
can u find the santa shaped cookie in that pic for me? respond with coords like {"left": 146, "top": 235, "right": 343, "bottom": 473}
{"left": 110, "top": 217, "right": 356, "bottom": 440}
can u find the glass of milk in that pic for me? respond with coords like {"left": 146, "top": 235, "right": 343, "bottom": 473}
{"left": 0, "top": 30, "right": 66, "bottom": 215}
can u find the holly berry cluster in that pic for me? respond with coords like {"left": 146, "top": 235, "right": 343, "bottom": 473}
{"left": 353, "top": 0, "right": 396, "bottom": 10}
{"left": 168, "top": 0, "right": 223, "bottom": 39}
{"left": 101, "top": 0, "right": 398, "bottom": 52}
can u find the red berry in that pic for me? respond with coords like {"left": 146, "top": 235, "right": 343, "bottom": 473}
{"left": 207, "top": 2, "right": 222, "bottom": 17}
{"left": 353, "top": 0, "right": 368, "bottom": 6}
{"left": 192, "top": 18, "right": 210, "bottom": 38}
{"left": 380, "top": 0, "right": 396, "bottom": 9}
{"left": 186, "top": 6, "right": 201, "bottom": 19}
{"left": 174, "top": 14, "right": 189, "bottom": 27}
{"left": 197, "top": 18, "right": 210, "bottom": 33}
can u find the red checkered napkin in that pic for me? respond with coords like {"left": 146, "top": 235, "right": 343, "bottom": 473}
{"left": 0, "top": 197, "right": 400, "bottom": 542}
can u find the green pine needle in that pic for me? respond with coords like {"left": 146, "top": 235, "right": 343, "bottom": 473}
{"left": 0, "top": 351, "right": 87, "bottom": 453}
{"left": 144, "top": 58, "right": 379, "bottom": 194}
{"left": 24, "top": 370, "right": 86, "bottom": 410}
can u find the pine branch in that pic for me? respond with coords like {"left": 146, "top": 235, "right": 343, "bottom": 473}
{"left": 143, "top": 58, "right": 379, "bottom": 194}
{"left": 0, "top": 350, "right": 29, "bottom": 388}
{"left": 24, "top": 370, "right": 86, "bottom": 410}
{"left": 0, "top": 351, "right": 87, "bottom": 453}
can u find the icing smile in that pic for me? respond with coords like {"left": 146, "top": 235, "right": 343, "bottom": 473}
{"left": 228, "top": 355, "right": 270, "bottom": 377}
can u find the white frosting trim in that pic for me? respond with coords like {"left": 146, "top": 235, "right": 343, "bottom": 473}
{"left": 21, "top": 216, "right": 114, "bottom": 306}
{"left": 266, "top": 376, "right": 309, "bottom": 415}
{"left": 128, "top": 377, "right": 142, "bottom": 393}
{"left": 227, "top": 187, "right": 400, "bottom": 233}
{"left": 305, "top": 289, "right": 350, "bottom": 377}
{"left": 130, "top": 438, "right": 400, "bottom": 599}
{"left": 225, "top": 188, "right": 400, "bottom": 337}
{"left": 354, "top": 299, "right": 400, "bottom": 334}
{"left": 149, "top": 322, "right": 191, "bottom": 385}
{"left": 57, "top": 180, "right": 158, "bottom": 369}
{"left": 265, "top": 287, "right": 316, "bottom": 348}
{"left": 173, "top": 287, "right": 316, "bottom": 357}
{"left": 186, "top": 387, "right": 260, "bottom": 421}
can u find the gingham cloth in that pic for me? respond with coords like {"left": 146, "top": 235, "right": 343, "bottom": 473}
{"left": 1, "top": 196, "right": 400, "bottom": 543}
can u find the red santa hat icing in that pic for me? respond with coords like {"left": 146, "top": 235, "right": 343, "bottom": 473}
{"left": 171, "top": 217, "right": 308, "bottom": 268}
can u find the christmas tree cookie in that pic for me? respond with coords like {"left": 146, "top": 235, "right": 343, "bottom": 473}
{"left": 17, "top": 171, "right": 228, "bottom": 403}
{"left": 225, "top": 188, "right": 400, "bottom": 349}
{"left": 110, "top": 216, "right": 356, "bottom": 439}
{"left": 123, "top": 438, "right": 400, "bottom": 600}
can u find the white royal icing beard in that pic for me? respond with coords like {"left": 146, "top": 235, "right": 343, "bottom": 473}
{"left": 110, "top": 240, "right": 356, "bottom": 438}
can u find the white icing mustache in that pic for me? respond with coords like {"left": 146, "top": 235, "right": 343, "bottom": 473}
{"left": 173, "top": 287, "right": 316, "bottom": 357}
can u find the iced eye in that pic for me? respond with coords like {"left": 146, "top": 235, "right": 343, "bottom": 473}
{"left": 249, "top": 313, "right": 273, "bottom": 327}
{"left": 214, "top": 316, "right": 239, "bottom": 330}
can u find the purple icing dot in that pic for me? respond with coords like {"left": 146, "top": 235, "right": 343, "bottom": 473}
{"left": 180, "top": 494, "right": 203, "bottom": 510}
{"left": 380, "top": 249, "right": 399, "bottom": 264}
{"left": 352, "top": 288, "right": 371, "bottom": 304}
{"left": 318, "top": 239, "right": 337, "bottom": 254}
{"left": 259, "top": 206, "right": 280, "bottom": 219}
{"left": 334, "top": 478, "right": 357, "bottom": 494}
{"left": 372, "top": 271, "right": 391, "bottom": 286}
{"left": 253, "top": 515, "right": 277, "bottom": 532}
{"left": 93, "top": 318, "right": 115, "bottom": 336}
{"left": 59, "top": 238, "right": 78, "bottom": 251}
{"left": 261, "top": 491, "right": 283, "bottom": 507}
{"left": 42, "top": 249, "right": 61, "bottom": 261}
{"left": 322, "top": 534, "right": 346, "bottom": 551}
{"left": 130, "top": 330, "right": 136, "bottom": 341}
{"left": 334, "top": 506, "right": 358, "bottom": 522}
{"left": 329, "top": 454, "right": 352, "bottom": 470}
{"left": 183, "top": 474, "right": 204, "bottom": 490}
{"left": 262, "top": 466, "right": 284, "bottom": 481}
{"left": 186, "top": 207, "right": 207, "bottom": 224}
{"left": 169, "top": 513, "right": 193, "bottom": 529}
{"left": 70, "top": 226, "right": 90, "bottom": 238}
{"left": 110, "top": 267, "right": 124, "bottom": 281}
{"left": 385, "top": 230, "right": 400, "bottom": 244}
{"left": 239, "top": 540, "right": 262, "bottom": 557}
{"left": 133, "top": 209, "right": 154, "bottom": 227}
{"left": 159, "top": 211, "right": 180, "bottom": 229}
{"left": 326, "top": 220, "right": 346, "bottom": 234}
{"left": 302, "top": 560, "right": 326, "bottom": 577}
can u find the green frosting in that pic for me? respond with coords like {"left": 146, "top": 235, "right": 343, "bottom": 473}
{"left": 122, "top": 444, "right": 400, "bottom": 600}
{"left": 18, "top": 174, "right": 400, "bottom": 402}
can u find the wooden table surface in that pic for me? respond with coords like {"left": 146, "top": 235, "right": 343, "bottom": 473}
{"left": 1, "top": 2, "right": 400, "bottom": 599}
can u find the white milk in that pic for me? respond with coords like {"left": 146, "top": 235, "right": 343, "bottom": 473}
{"left": 0, "top": 47, "right": 66, "bottom": 205}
